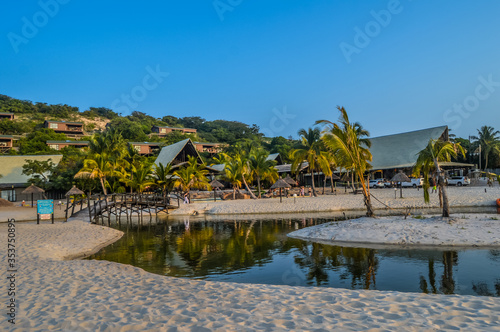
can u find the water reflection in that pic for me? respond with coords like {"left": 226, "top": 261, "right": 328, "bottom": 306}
{"left": 88, "top": 216, "right": 500, "bottom": 297}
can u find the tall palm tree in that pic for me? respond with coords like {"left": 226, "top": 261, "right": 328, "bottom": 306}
{"left": 77, "top": 129, "right": 127, "bottom": 195}
{"left": 471, "top": 126, "right": 500, "bottom": 170}
{"left": 291, "top": 127, "right": 329, "bottom": 197}
{"left": 413, "top": 138, "right": 465, "bottom": 217}
{"left": 317, "top": 106, "right": 373, "bottom": 216}
{"left": 223, "top": 158, "right": 243, "bottom": 200}
{"left": 76, "top": 154, "right": 114, "bottom": 195}
{"left": 249, "top": 149, "right": 278, "bottom": 198}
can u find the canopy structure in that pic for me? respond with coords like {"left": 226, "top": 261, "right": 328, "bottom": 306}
{"left": 284, "top": 175, "right": 296, "bottom": 186}
{"left": 369, "top": 126, "right": 448, "bottom": 170}
{"left": 21, "top": 184, "right": 45, "bottom": 207}
{"left": 271, "top": 178, "right": 291, "bottom": 203}
{"left": 209, "top": 179, "right": 224, "bottom": 202}
{"left": 65, "top": 185, "right": 84, "bottom": 196}
{"left": 390, "top": 172, "right": 411, "bottom": 198}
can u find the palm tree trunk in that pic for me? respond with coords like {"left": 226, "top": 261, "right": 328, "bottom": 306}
{"left": 433, "top": 158, "right": 450, "bottom": 217}
{"left": 232, "top": 186, "right": 236, "bottom": 200}
{"left": 257, "top": 177, "right": 262, "bottom": 198}
{"left": 100, "top": 177, "right": 107, "bottom": 195}
{"left": 331, "top": 175, "right": 335, "bottom": 193}
{"left": 310, "top": 171, "right": 317, "bottom": 197}
{"left": 322, "top": 175, "right": 326, "bottom": 195}
{"left": 242, "top": 176, "right": 257, "bottom": 199}
{"left": 358, "top": 171, "right": 373, "bottom": 217}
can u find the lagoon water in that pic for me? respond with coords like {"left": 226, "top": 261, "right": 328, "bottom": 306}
{"left": 88, "top": 214, "right": 500, "bottom": 297}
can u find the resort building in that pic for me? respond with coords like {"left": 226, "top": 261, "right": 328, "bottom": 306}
{"left": 0, "top": 135, "right": 15, "bottom": 153}
{"left": 154, "top": 138, "right": 203, "bottom": 166}
{"left": 0, "top": 154, "right": 63, "bottom": 201}
{"left": 151, "top": 125, "right": 197, "bottom": 137}
{"left": 129, "top": 142, "right": 162, "bottom": 156}
{"left": 369, "top": 125, "right": 473, "bottom": 178}
{"left": 44, "top": 120, "right": 85, "bottom": 137}
{"left": 193, "top": 142, "right": 224, "bottom": 154}
{"left": 0, "top": 112, "right": 14, "bottom": 120}
{"left": 46, "top": 140, "right": 89, "bottom": 151}
{"left": 266, "top": 153, "right": 284, "bottom": 165}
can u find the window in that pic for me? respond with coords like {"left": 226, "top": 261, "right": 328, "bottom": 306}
{"left": 134, "top": 145, "right": 141, "bottom": 152}
{"left": 49, "top": 144, "right": 59, "bottom": 150}
{"left": 49, "top": 123, "right": 58, "bottom": 129}
{"left": 161, "top": 128, "right": 166, "bottom": 133}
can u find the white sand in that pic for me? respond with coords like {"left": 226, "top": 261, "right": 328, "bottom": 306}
{"left": 289, "top": 214, "right": 500, "bottom": 248}
{"left": 172, "top": 186, "right": 500, "bottom": 216}
{"left": 2, "top": 216, "right": 500, "bottom": 330}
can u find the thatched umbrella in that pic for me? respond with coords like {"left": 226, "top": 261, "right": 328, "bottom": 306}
{"left": 284, "top": 175, "right": 296, "bottom": 186}
{"left": 209, "top": 180, "right": 224, "bottom": 202}
{"left": 74, "top": 171, "right": 92, "bottom": 179}
{"left": 65, "top": 185, "right": 85, "bottom": 220}
{"left": 390, "top": 172, "right": 410, "bottom": 198}
{"left": 331, "top": 173, "right": 341, "bottom": 180}
{"left": 65, "top": 185, "right": 85, "bottom": 196}
{"left": 271, "top": 178, "right": 291, "bottom": 203}
{"left": 21, "top": 184, "right": 45, "bottom": 207}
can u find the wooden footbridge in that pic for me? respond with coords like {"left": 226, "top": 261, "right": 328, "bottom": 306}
{"left": 65, "top": 193, "right": 180, "bottom": 225}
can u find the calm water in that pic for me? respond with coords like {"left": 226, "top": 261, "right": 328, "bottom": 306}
{"left": 88, "top": 214, "right": 500, "bottom": 297}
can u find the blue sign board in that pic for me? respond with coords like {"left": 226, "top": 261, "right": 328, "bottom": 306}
{"left": 37, "top": 199, "right": 54, "bottom": 215}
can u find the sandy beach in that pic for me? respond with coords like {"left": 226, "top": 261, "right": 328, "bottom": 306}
{"left": 171, "top": 186, "right": 500, "bottom": 216}
{"left": 1, "top": 186, "right": 500, "bottom": 330}
{"left": 2, "top": 220, "right": 500, "bottom": 331}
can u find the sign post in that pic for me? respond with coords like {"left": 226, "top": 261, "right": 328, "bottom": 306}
{"left": 37, "top": 200, "right": 54, "bottom": 224}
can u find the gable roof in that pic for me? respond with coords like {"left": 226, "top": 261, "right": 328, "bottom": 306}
{"left": 0, "top": 155, "right": 63, "bottom": 188}
{"left": 266, "top": 153, "right": 284, "bottom": 165}
{"left": 369, "top": 126, "right": 448, "bottom": 170}
{"left": 154, "top": 139, "right": 203, "bottom": 166}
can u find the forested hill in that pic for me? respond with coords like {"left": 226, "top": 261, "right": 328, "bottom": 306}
{"left": 0, "top": 94, "right": 265, "bottom": 145}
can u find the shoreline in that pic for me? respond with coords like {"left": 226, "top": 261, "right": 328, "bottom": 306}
{"left": 2, "top": 206, "right": 500, "bottom": 329}
{"left": 4, "top": 215, "right": 500, "bottom": 330}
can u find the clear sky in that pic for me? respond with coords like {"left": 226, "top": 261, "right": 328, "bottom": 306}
{"left": 1, "top": 0, "right": 499, "bottom": 139}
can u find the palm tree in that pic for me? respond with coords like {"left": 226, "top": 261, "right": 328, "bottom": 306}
{"left": 173, "top": 156, "right": 211, "bottom": 194}
{"left": 153, "top": 162, "right": 174, "bottom": 197}
{"left": 223, "top": 158, "right": 243, "bottom": 200}
{"left": 413, "top": 138, "right": 465, "bottom": 217}
{"left": 129, "top": 162, "right": 155, "bottom": 193}
{"left": 291, "top": 127, "right": 329, "bottom": 197}
{"left": 471, "top": 126, "right": 500, "bottom": 170}
{"left": 76, "top": 154, "right": 114, "bottom": 195}
{"left": 317, "top": 106, "right": 373, "bottom": 216}
{"left": 77, "top": 129, "right": 128, "bottom": 195}
{"left": 249, "top": 149, "right": 278, "bottom": 198}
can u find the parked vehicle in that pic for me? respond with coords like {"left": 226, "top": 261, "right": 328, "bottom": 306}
{"left": 369, "top": 179, "right": 384, "bottom": 188}
{"left": 401, "top": 178, "right": 424, "bottom": 188}
{"left": 446, "top": 176, "right": 470, "bottom": 186}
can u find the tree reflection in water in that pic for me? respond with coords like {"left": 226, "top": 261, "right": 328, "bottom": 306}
{"left": 88, "top": 216, "right": 500, "bottom": 296}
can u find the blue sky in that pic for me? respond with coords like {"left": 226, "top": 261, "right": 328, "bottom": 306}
{"left": 1, "top": 0, "right": 499, "bottom": 139}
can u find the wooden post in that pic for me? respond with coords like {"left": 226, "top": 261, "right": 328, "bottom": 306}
{"left": 87, "top": 193, "right": 92, "bottom": 223}
{"left": 65, "top": 195, "right": 70, "bottom": 221}
{"left": 71, "top": 196, "right": 76, "bottom": 217}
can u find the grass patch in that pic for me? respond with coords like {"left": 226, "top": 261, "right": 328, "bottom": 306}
{"left": 413, "top": 215, "right": 426, "bottom": 219}
{"left": 490, "top": 217, "right": 498, "bottom": 220}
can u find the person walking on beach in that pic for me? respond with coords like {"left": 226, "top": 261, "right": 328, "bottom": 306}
{"left": 183, "top": 192, "right": 190, "bottom": 204}
{"left": 431, "top": 177, "right": 437, "bottom": 193}
{"left": 300, "top": 186, "right": 305, "bottom": 197}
